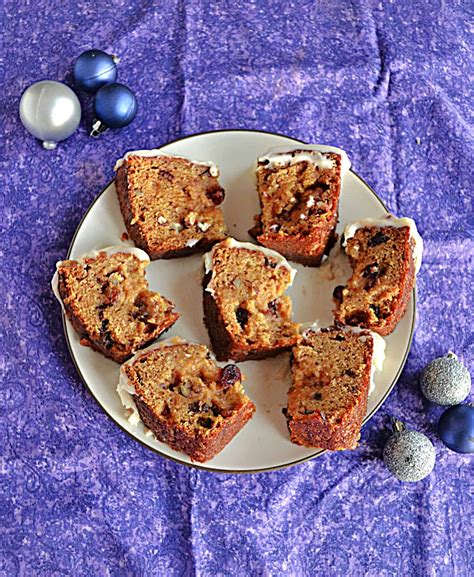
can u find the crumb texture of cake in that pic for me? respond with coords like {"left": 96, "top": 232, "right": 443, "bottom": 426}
{"left": 118, "top": 338, "right": 256, "bottom": 462}
{"left": 203, "top": 238, "right": 299, "bottom": 362}
{"left": 287, "top": 326, "right": 383, "bottom": 450}
{"left": 249, "top": 145, "right": 350, "bottom": 266}
{"left": 333, "top": 215, "right": 423, "bottom": 336}
{"left": 53, "top": 247, "right": 179, "bottom": 363}
{"left": 115, "top": 151, "right": 228, "bottom": 259}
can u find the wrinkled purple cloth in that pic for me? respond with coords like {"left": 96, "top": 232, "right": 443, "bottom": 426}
{"left": 1, "top": 1, "right": 473, "bottom": 576}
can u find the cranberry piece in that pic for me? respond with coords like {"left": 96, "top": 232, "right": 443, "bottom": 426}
{"left": 368, "top": 232, "right": 389, "bottom": 247}
{"left": 333, "top": 285, "right": 344, "bottom": 303}
{"left": 158, "top": 169, "right": 174, "bottom": 181}
{"left": 267, "top": 300, "right": 279, "bottom": 316}
{"left": 198, "top": 417, "right": 213, "bottom": 428}
{"left": 188, "top": 401, "right": 201, "bottom": 413}
{"left": 362, "top": 262, "right": 379, "bottom": 280}
{"left": 369, "top": 304, "right": 381, "bottom": 317}
{"left": 206, "top": 186, "right": 225, "bottom": 205}
{"left": 264, "top": 257, "right": 277, "bottom": 269}
{"left": 220, "top": 364, "right": 241, "bottom": 389}
{"left": 99, "top": 319, "right": 114, "bottom": 349}
{"left": 236, "top": 307, "right": 249, "bottom": 328}
{"left": 346, "top": 311, "right": 370, "bottom": 325}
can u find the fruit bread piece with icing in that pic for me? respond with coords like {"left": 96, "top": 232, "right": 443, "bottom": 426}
{"left": 333, "top": 214, "right": 423, "bottom": 336}
{"left": 249, "top": 145, "right": 351, "bottom": 266}
{"left": 202, "top": 238, "right": 299, "bottom": 362}
{"left": 52, "top": 247, "right": 179, "bottom": 363}
{"left": 115, "top": 150, "right": 228, "bottom": 259}
{"left": 117, "top": 338, "right": 256, "bottom": 462}
{"left": 286, "top": 325, "right": 385, "bottom": 450}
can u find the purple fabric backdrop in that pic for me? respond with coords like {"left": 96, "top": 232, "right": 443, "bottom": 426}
{"left": 2, "top": 1, "right": 473, "bottom": 576}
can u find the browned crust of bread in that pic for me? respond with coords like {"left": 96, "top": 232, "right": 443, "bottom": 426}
{"left": 115, "top": 165, "right": 150, "bottom": 256}
{"left": 115, "top": 162, "right": 225, "bottom": 260}
{"left": 250, "top": 217, "right": 338, "bottom": 266}
{"left": 134, "top": 394, "right": 255, "bottom": 462}
{"left": 58, "top": 266, "right": 179, "bottom": 364}
{"left": 202, "top": 272, "right": 294, "bottom": 362}
{"left": 287, "top": 391, "right": 368, "bottom": 450}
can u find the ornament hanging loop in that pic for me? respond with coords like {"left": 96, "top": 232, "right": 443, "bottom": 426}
{"left": 391, "top": 417, "right": 406, "bottom": 434}
{"left": 90, "top": 120, "right": 108, "bottom": 138}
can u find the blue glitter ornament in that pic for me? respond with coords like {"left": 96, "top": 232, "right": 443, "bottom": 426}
{"left": 73, "top": 49, "right": 119, "bottom": 93}
{"left": 90, "top": 83, "right": 137, "bottom": 137}
{"left": 438, "top": 404, "right": 474, "bottom": 454}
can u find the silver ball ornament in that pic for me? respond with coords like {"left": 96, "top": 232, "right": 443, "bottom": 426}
{"left": 420, "top": 352, "right": 471, "bottom": 406}
{"left": 19, "top": 80, "right": 82, "bottom": 149}
{"left": 383, "top": 418, "right": 436, "bottom": 482}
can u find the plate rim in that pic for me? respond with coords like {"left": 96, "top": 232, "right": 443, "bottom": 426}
{"left": 61, "top": 128, "right": 416, "bottom": 474}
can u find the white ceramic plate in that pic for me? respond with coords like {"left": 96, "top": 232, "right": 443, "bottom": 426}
{"left": 63, "top": 129, "right": 414, "bottom": 473}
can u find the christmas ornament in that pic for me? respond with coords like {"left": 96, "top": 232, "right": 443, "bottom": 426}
{"left": 19, "top": 80, "right": 81, "bottom": 150}
{"left": 420, "top": 352, "right": 471, "bottom": 406}
{"left": 438, "top": 404, "right": 474, "bottom": 454}
{"left": 383, "top": 418, "right": 436, "bottom": 482}
{"left": 73, "top": 49, "right": 119, "bottom": 93}
{"left": 90, "top": 82, "right": 137, "bottom": 137}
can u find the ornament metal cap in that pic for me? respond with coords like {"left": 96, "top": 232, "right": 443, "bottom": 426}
{"left": 90, "top": 120, "right": 108, "bottom": 138}
{"left": 391, "top": 417, "right": 406, "bottom": 434}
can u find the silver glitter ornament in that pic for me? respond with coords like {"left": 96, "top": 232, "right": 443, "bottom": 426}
{"left": 383, "top": 418, "right": 436, "bottom": 482}
{"left": 420, "top": 352, "right": 471, "bottom": 406}
{"left": 19, "top": 80, "right": 81, "bottom": 149}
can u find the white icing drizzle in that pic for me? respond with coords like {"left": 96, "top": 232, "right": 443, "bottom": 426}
{"left": 114, "top": 149, "right": 220, "bottom": 177}
{"left": 257, "top": 144, "right": 351, "bottom": 177}
{"left": 117, "top": 337, "right": 187, "bottom": 426}
{"left": 203, "top": 238, "right": 297, "bottom": 294}
{"left": 51, "top": 245, "right": 150, "bottom": 311}
{"left": 342, "top": 214, "right": 423, "bottom": 274}
{"left": 301, "top": 322, "right": 386, "bottom": 395}
{"left": 51, "top": 270, "right": 65, "bottom": 312}
{"left": 116, "top": 371, "right": 142, "bottom": 426}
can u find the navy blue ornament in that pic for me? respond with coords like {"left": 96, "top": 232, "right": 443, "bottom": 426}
{"left": 73, "top": 49, "right": 119, "bottom": 93}
{"left": 438, "top": 404, "right": 474, "bottom": 454}
{"left": 90, "top": 83, "right": 137, "bottom": 137}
